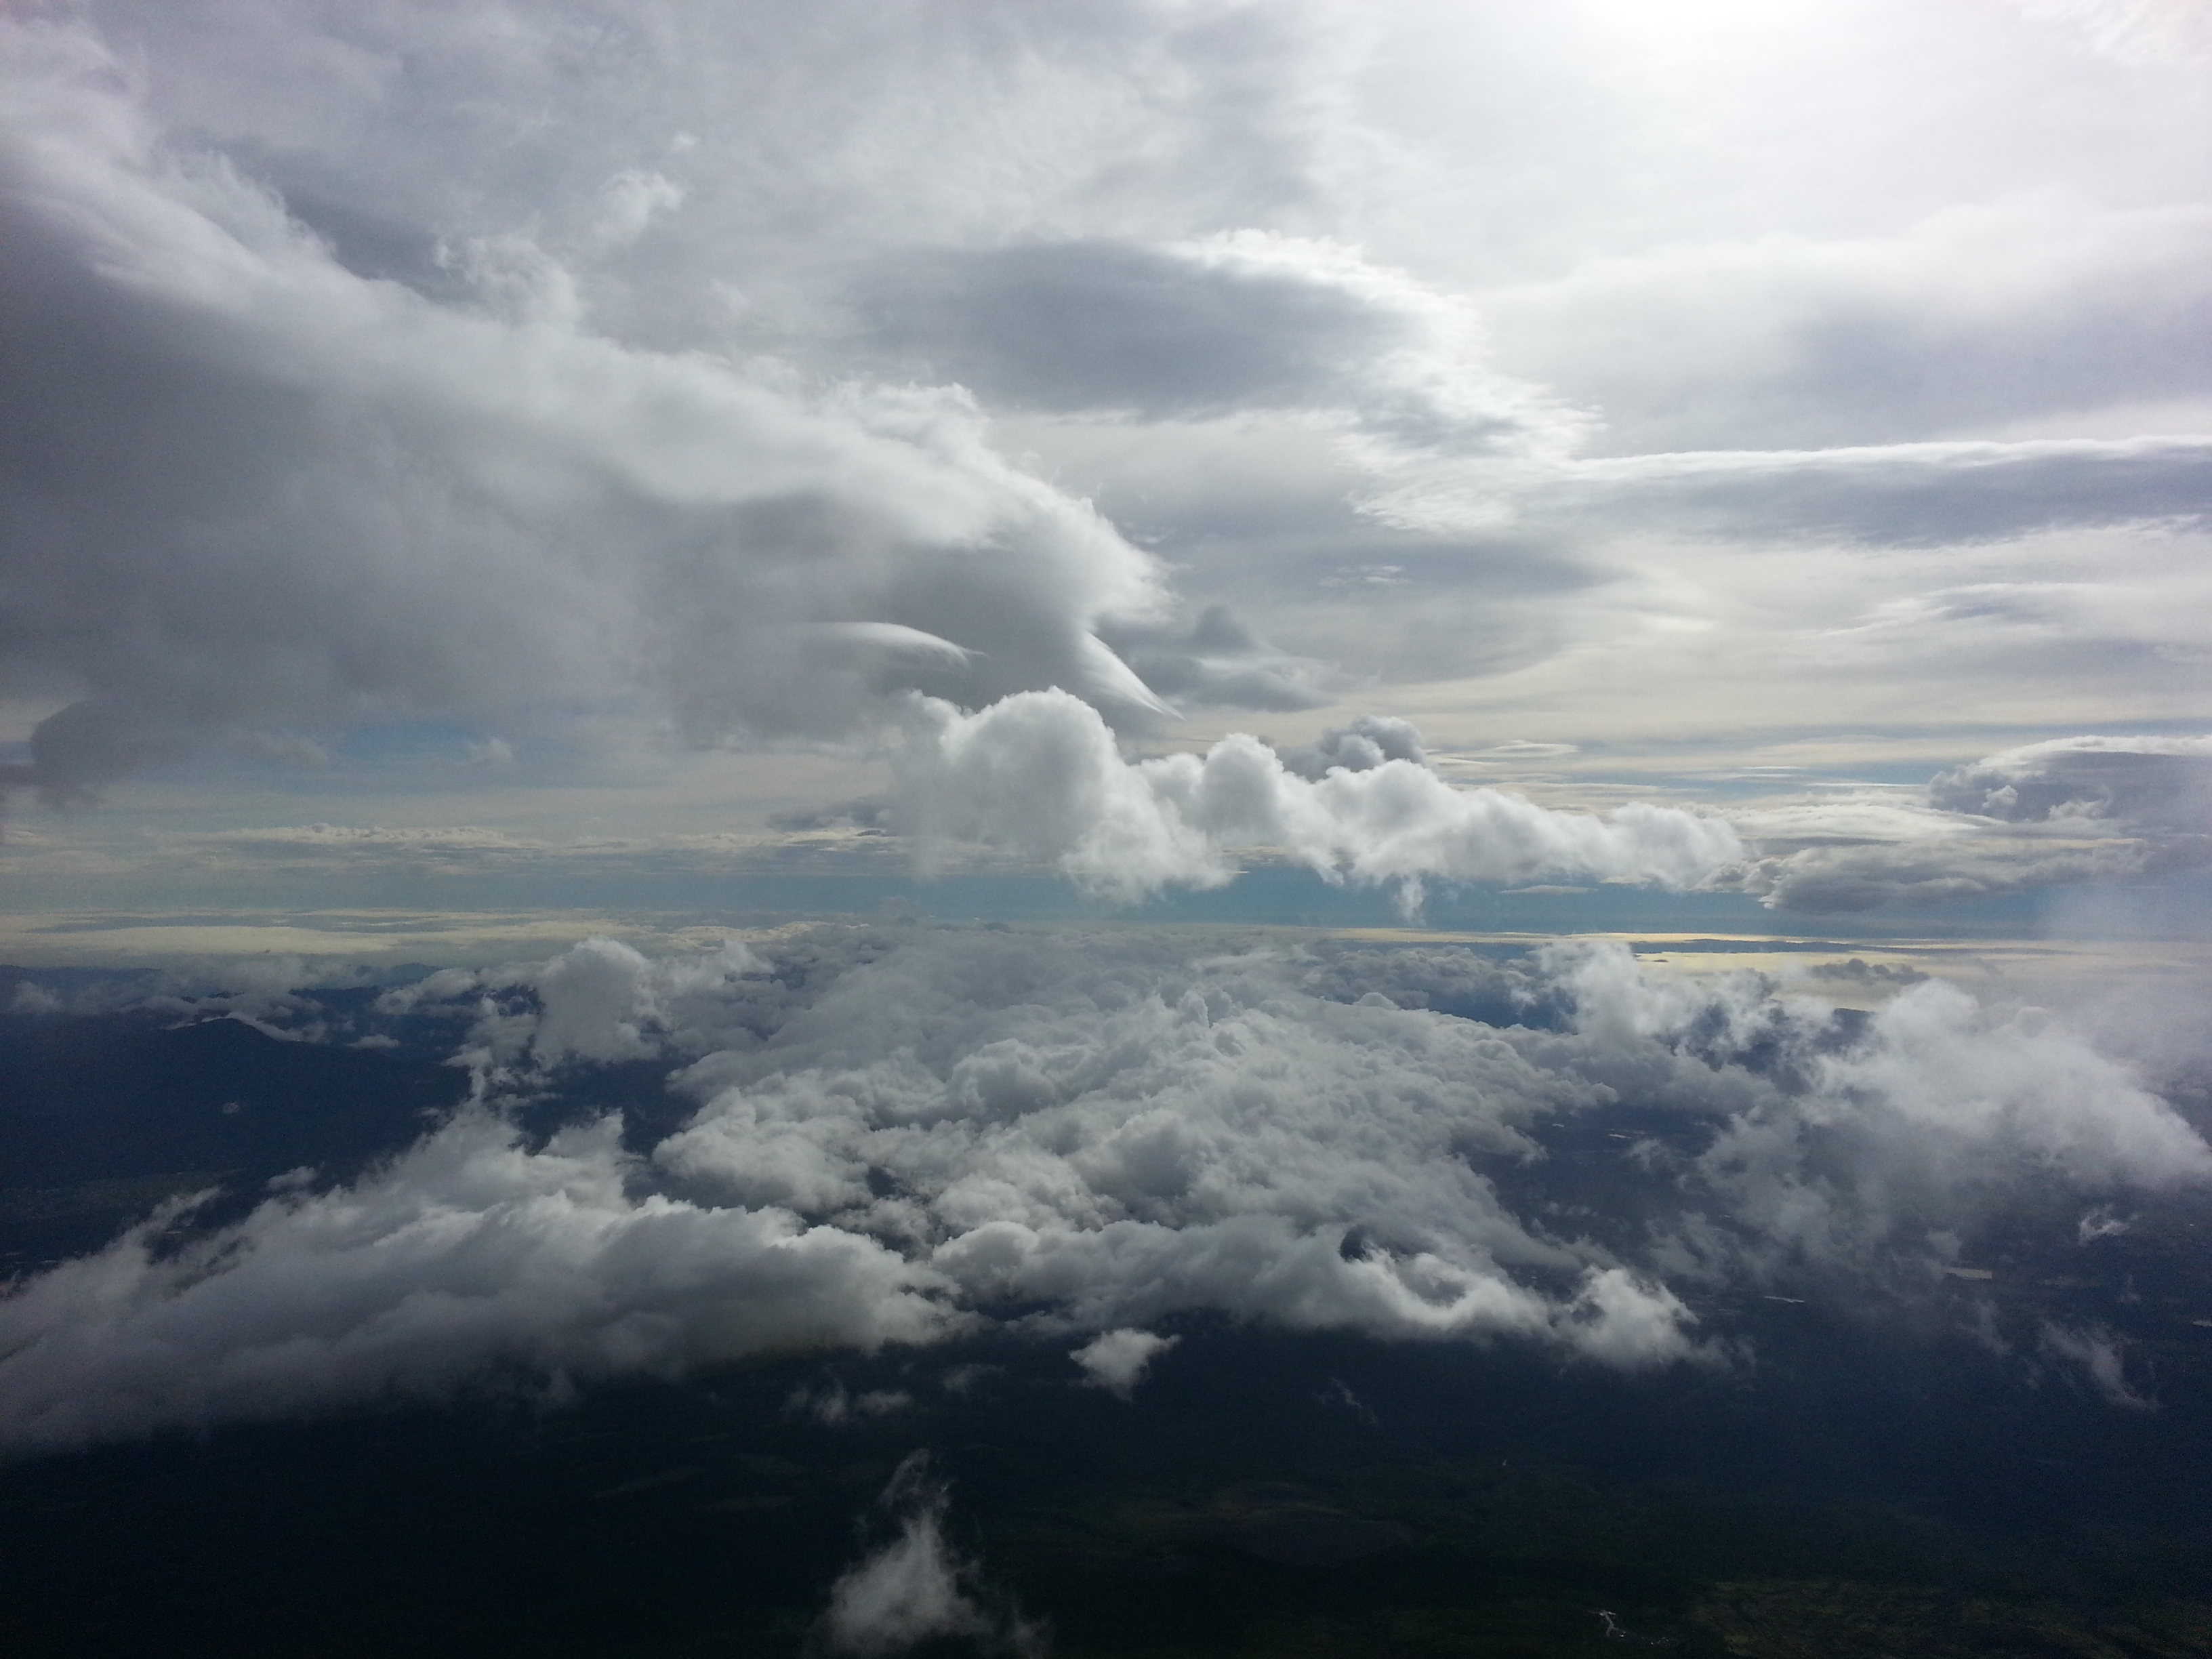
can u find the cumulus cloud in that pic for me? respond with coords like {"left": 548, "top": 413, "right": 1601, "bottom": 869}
{"left": 1071, "top": 1328, "right": 1179, "bottom": 1399}
{"left": 819, "top": 1453, "right": 1038, "bottom": 1658}
{"left": 893, "top": 689, "right": 1741, "bottom": 902}
{"left": 6, "top": 928, "right": 2205, "bottom": 1455}
{"left": 521, "top": 934, "right": 764, "bottom": 1065}
{"left": 0, "top": 1109, "right": 952, "bottom": 1456}
{"left": 1277, "top": 714, "right": 1428, "bottom": 782}
{"left": 1683, "top": 975, "right": 2212, "bottom": 1277}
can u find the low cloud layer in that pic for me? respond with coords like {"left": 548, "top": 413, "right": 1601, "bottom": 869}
{"left": 3, "top": 927, "right": 2205, "bottom": 1456}
{"left": 0, "top": 1109, "right": 949, "bottom": 1454}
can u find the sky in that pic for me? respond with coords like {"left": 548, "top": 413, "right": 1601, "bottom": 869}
{"left": 1, "top": 0, "right": 2209, "bottom": 958}
{"left": 4, "top": 6, "right": 2212, "bottom": 1643}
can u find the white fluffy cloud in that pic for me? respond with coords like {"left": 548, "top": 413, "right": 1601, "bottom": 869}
{"left": 893, "top": 689, "right": 1742, "bottom": 902}
{"left": 0, "top": 1109, "right": 951, "bottom": 1456}
{"left": 1071, "top": 1328, "right": 1179, "bottom": 1399}
{"left": 4, "top": 928, "right": 2204, "bottom": 1455}
{"left": 819, "top": 1454, "right": 1039, "bottom": 1658}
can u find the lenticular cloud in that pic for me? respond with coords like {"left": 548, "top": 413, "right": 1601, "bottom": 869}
{"left": 3, "top": 928, "right": 2203, "bottom": 1456}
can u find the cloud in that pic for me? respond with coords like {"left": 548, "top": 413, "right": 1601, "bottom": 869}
{"left": 1097, "top": 604, "right": 1341, "bottom": 714}
{"left": 853, "top": 220, "right": 2169, "bottom": 585}
{"left": 819, "top": 1453, "right": 1039, "bottom": 1658}
{"left": 788, "top": 1379, "right": 914, "bottom": 1427}
{"left": 1928, "top": 735, "right": 2212, "bottom": 827}
{"left": 1574, "top": 438, "right": 2212, "bottom": 546}
{"left": 6, "top": 2, "right": 2204, "bottom": 916}
{"left": 0, "top": 17, "right": 1185, "bottom": 802}
{"left": 529, "top": 935, "right": 736, "bottom": 1064}
{"left": 0, "top": 1109, "right": 952, "bottom": 1456}
{"left": 1743, "top": 833, "right": 2207, "bottom": 915}
{"left": 1479, "top": 198, "right": 2212, "bottom": 454}
{"left": 2017, "top": 0, "right": 2212, "bottom": 66}
{"left": 892, "top": 689, "right": 1741, "bottom": 902}
{"left": 1528, "top": 941, "right": 2212, "bottom": 1288}
{"left": 3, "top": 928, "right": 2206, "bottom": 1454}
{"left": 1374, "top": 436, "right": 2212, "bottom": 548}
{"left": 62, "top": 0, "right": 1358, "bottom": 340}
{"left": 2036, "top": 1320, "right": 2154, "bottom": 1410}
{"left": 853, "top": 231, "right": 1589, "bottom": 459}
{"left": 1070, "top": 1328, "right": 1179, "bottom": 1399}
{"left": 1277, "top": 714, "right": 1429, "bottom": 782}
{"left": 1739, "top": 735, "right": 2212, "bottom": 912}
{"left": 383, "top": 930, "right": 784, "bottom": 1071}
{"left": 3, "top": 0, "right": 2210, "bottom": 1466}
